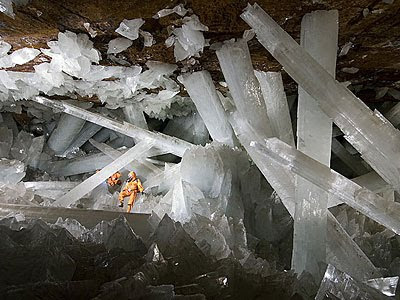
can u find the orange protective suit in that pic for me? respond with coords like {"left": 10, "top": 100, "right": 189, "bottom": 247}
{"left": 118, "top": 172, "right": 144, "bottom": 213}
{"left": 107, "top": 172, "right": 122, "bottom": 187}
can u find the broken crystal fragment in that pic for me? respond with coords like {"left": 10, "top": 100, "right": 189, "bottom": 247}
{"left": 115, "top": 18, "right": 145, "bottom": 40}
{"left": 0, "top": 0, "right": 14, "bottom": 18}
{"left": 53, "top": 140, "right": 154, "bottom": 207}
{"left": 170, "top": 15, "right": 209, "bottom": 61}
{"left": 139, "top": 30, "right": 154, "bottom": 47}
{"left": 181, "top": 71, "right": 236, "bottom": 147}
{"left": 0, "top": 40, "right": 11, "bottom": 56}
{"left": 10, "top": 47, "right": 40, "bottom": 65}
{"left": 153, "top": 4, "right": 188, "bottom": 19}
{"left": 241, "top": 3, "right": 400, "bottom": 193}
{"left": 339, "top": 41, "right": 353, "bottom": 56}
{"left": 107, "top": 37, "right": 132, "bottom": 54}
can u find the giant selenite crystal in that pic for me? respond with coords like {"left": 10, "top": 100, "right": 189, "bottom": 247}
{"left": 251, "top": 138, "right": 400, "bottom": 235}
{"left": 291, "top": 10, "right": 338, "bottom": 279}
{"left": 216, "top": 39, "right": 272, "bottom": 138}
{"left": 47, "top": 114, "right": 86, "bottom": 155}
{"left": 181, "top": 71, "right": 236, "bottom": 147}
{"left": 52, "top": 140, "right": 154, "bottom": 207}
{"left": 229, "top": 113, "right": 378, "bottom": 280}
{"left": 241, "top": 3, "right": 400, "bottom": 193}
{"left": 33, "top": 96, "right": 193, "bottom": 157}
{"left": 254, "top": 71, "right": 294, "bottom": 146}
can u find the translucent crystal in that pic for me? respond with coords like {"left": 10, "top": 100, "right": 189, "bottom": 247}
{"left": 10, "top": 48, "right": 40, "bottom": 65}
{"left": 10, "top": 130, "right": 33, "bottom": 162}
{"left": 82, "top": 215, "right": 146, "bottom": 254}
{"left": 216, "top": 39, "right": 272, "bottom": 138}
{"left": 47, "top": 152, "right": 113, "bottom": 176}
{"left": 229, "top": 115, "right": 378, "bottom": 280}
{"left": 315, "top": 264, "right": 392, "bottom": 300}
{"left": 0, "top": 0, "right": 14, "bottom": 18}
{"left": 0, "top": 158, "right": 25, "bottom": 184}
{"left": 365, "top": 277, "right": 399, "bottom": 297}
{"left": 115, "top": 18, "right": 145, "bottom": 41}
{"left": 254, "top": 70, "right": 294, "bottom": 146}
{"left": 123, "top": 103, "right": 148, "bottom": 130}
{"left": 290, "top": 10, "right": 338, "bottom": 279}
{"left": 241, "top": 3, "right": 400, "bottom": 193}
{"left": 54, "top": 217, "right": 88, "bottom": 239}
{"left": 53, "top": 140, "right": 154, "bottom": 207}
{"left": 33, "top": 96, "right": 193, "bottom": 157}
{"left": 62, "top": 122, "right": 102, "bottom": 157}
{"left": 170, "top": 15, "right": 208, "bottom": 61}
{"left": 139, "top": 30, "right": 154, "bottom": 47}
{"left": 0, "top": 40, "right": 11, "bottom": 56}
{"left": 26, "top": 135, "right": 45, "bottom": 168}
{"left": 47, "top": 114, "right": 87, "bottom": 156}
{"left": 107, "top": 37, "right": 133, "bottom": 54}
{"left": 384, "top": 102, "right": 400, "bottom": 127}
{"left": 163, "top": 112, "right": 209, "bottom": 145}
{"left": 153, "top": 3, "right": 188, "bottom": 19}
{"left": 251, "top": 138, "right": 400, "bottom": 235}
{"left": 89, "top": 138, "right": 161, "bottom": 180}
{"left": 181, "top": 71, "right": 236, "bottom": 147}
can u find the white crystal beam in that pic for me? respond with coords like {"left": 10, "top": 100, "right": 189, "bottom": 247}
{"left": 47, "top": 114, "right": 86, "bottom": 155}
{"left": 89, "top": 138, "right": 161, "bottom": 174}
{"left": 181, "top": 71, "right": 237, "bottom": 147}
{"left": 241, "top": 4, "right": 400, "bottom": 193}
{"left": 62, "top": 122, "right": 102, "bottom": 157}
{"left": 47, "top": 152, "right": 113, "bottom": 176}
{"left": 52, "top": 141, "right": 154, "bottom": 207}
{"left": 123, "top": 103, "right": 148, "bottom": 130}
{"left": 291, "top": 10, "right": 338, "bottom": 278}
{"left": 216, "top": 39, "right": 272, "bottom": 138}
{"left": 254, "top": 70, "right": 294, "bottom": 146}
{"left": 229, "top": 115, "right": 379, "bottom": 280}
{"left": 252, "top": 138, "right": 400, "bottom": 235}
{"left": 33, "top": 96, "right": 193, "bottom": 157}
{"left": 384, "top": 103, "right": 400, "bottom": 127}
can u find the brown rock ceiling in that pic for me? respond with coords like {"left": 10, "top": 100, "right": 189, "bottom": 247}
{"left": 0, "top": 0, "right": 399, "bottom": 103}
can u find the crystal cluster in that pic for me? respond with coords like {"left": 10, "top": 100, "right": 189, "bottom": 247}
{"left": 0, "top": 2, "right": 400, "bottom": 299}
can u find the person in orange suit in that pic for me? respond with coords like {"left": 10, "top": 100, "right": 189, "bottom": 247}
{"left": 118, "top": 171, "right": 144, "bottom": 213}
{"left": 107, "top": 171, "right": 122, "bottom": 187}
